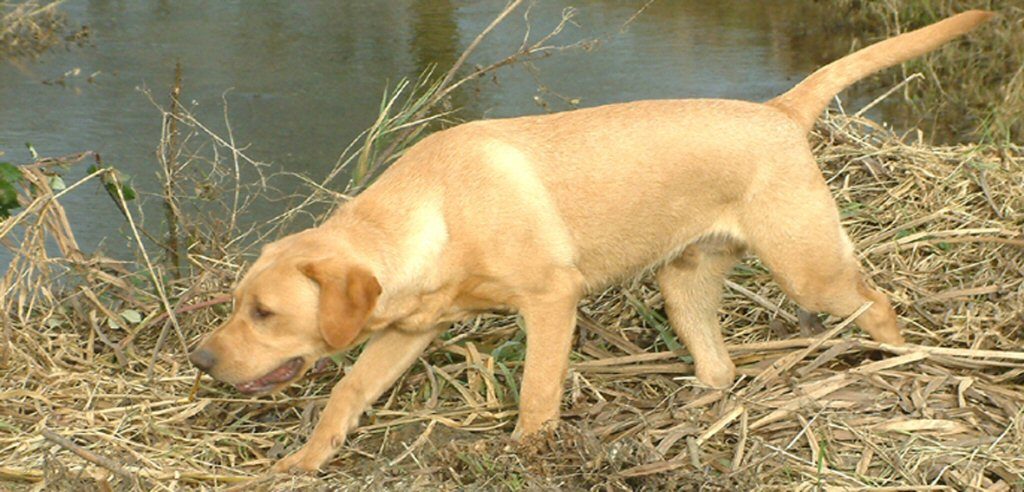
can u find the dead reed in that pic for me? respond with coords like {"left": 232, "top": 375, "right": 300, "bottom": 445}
{"left": 817, "top": 0, "right": 1024, "bottom": 144}
{"left": 0, "top": 0, "right": 87, "bottom": 60}
{"left": 2, "top": 109, "right": 1021, "bottom": 492}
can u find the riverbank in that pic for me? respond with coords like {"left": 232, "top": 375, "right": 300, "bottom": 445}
{"left": 1, "top": 109, "right": 1021, "bottom": 489}
{"left": 1, "top": 0, "right": 87, "bottom": 60}
{"left": 816, "top": 0, "right": 1024, "bottom": 143}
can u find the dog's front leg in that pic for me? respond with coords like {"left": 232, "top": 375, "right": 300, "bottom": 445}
{"left": 272, "top": 327, "right": 441, "bottom": 473}
{"left": 512, "top": 289, "right": 581, "bottom": 438}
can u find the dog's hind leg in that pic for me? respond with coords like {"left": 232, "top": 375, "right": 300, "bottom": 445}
{"left": 741, "top": 159, "right": 902, "bottom": 345}
{"left": 656, "top": 242, "right": 741, "bottom": 389}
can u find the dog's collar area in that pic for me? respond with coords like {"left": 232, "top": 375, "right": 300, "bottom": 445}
{"left": 234, "top": 357, "right": 305, "bottom": 394}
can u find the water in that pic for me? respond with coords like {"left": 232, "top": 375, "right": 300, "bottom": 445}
{"left": 1, "top": 0, "right": 887, "bottom": 261}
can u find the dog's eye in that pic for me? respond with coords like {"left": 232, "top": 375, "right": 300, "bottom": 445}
{"left": 253, "top": 306, "right": 273, "bottom": 319}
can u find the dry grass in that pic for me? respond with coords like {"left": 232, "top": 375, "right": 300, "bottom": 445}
{"left": 2, "top": 112, "right": 1021, "bottom": 491}
{"left": 818, "top": 0, "right": 1024, "bottom": 144}
{"left": 0, "top": 0, "right": 87, "bottom": 60}
{"left": 2, "top": 3, "right": 1023, "bottom": 491}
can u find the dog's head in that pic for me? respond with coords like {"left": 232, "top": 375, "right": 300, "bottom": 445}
{"left": 189, "top": 234, "right": 381, "bottom": 395}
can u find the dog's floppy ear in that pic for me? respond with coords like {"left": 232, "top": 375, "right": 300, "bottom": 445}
{"left": 299, "top": 260, "right": 382, "bottom": 350}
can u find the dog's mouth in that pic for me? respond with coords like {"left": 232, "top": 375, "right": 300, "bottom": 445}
{"left": 234, "top": 356, "right": 305, "bottom": 395}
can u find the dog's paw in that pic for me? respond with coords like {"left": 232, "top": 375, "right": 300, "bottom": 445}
{"left": 270, "top": 438, "right": 340, "bottom": 474}
{"left": 271, "top": 449, "right": 317, "bottom": 474}
{"left": 695, "top": 360, "right": 736, "bottom": 389}
{"left": 511, "top": 416, "right": 559, "bottom": 441}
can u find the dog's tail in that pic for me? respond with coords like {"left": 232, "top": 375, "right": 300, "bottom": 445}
{"left": 768, "top": 10, "right": 995, "bottom": 133}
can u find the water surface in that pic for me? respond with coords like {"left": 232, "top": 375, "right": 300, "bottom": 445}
{"left": 1, "top": 0, "right": 892, "bottom": 259}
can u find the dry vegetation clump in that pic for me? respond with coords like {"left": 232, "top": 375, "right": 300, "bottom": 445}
{"left": 817, "top": 0, "right": 1024, "bottom": 144}
{"left": 2, "top": 4, "right": 1022, "bottom": 491}
{"left": 1, "top": 113, "right": 1021, "bottom": 491}
{"left": 0, "top": 0, "right": 88, "bottom": 60}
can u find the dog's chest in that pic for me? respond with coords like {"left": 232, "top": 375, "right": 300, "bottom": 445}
{"left": 383, "top": 274, "right": 517, "bottom": 331}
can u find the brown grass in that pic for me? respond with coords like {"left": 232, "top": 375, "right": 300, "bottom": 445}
{"left": 0, "top": 0, "right": 87, "bottom": 60}
{"left": 1, "top": 4, "right": 1022, "bottom": 491}
{"left": 2, "top": 110, "right": 1021, "bottom": 492}
{"left": 817, "top": 0, "right": 1024, "bottom": 144}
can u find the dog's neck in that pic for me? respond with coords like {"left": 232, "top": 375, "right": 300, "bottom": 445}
{"left": 321, "top": 194, "right": 452, "bottom": 331}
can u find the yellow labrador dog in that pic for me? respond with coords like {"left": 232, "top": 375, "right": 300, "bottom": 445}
{"left": 189, "top": 11, "right": 993, "bottom": 472}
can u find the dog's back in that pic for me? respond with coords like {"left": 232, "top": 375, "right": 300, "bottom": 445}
{"left": 373, "top": 10, "right": 996, "bottom": 285}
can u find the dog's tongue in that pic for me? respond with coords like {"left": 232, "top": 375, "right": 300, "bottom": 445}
{"left": 235, "top": 357, "right": 302, "bottom": 393}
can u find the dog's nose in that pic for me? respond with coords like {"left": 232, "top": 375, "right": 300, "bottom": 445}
{"left": 189, "top": 348, "right": 217, "bottom": 373}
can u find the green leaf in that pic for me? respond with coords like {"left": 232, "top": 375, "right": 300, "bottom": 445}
{"left": 0, "top": 181, "right": 18, "bottom": 219}
{"left": 90, "top": 165, "right": 137, "bottom": 203}
{"left": 110, "top": 170, "right": 136, "bottom": 201}
{"left": 840, "top": 201, "right": 866, "bottom": 219}
{"left": 624, "top": 291, "right": 682, "bottom": 353}
{"left": 120, "top": 182, "right": 137, "bottom": 201}
{"left": 49, "top": 175, "right": 66, "bottom": 191}
{"left": 495, "top": 362, "right": 519, "bottom": 404}
{"left": 25, "top": 142, "right": 38, "bottom": 159}
{"left": 491, "top": 340, "right": 525, "bottom": 363}
{"left": 0, "top": 162, "right": 20, "bottom": 182}
{"left": 120, "top": 309, "right": 142, "bottom": 324}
